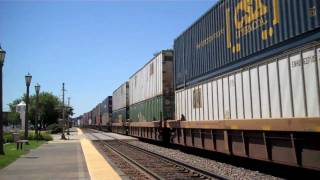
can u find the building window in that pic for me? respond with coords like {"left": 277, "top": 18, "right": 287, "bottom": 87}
{"left": 193, "top": 88, "right": 202, "bottom": 108}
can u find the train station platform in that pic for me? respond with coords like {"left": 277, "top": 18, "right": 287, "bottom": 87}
{"left": 0, "top": 128, "right": 128, "bottom": 180}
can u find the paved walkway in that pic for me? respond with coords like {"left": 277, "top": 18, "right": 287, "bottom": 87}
{"left": 0, "top": 128, "right": 124, "bottom": 180}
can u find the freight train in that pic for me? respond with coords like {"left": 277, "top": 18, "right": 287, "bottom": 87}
{"left": 80, "top": 0, "right": 320, "bottom": 171}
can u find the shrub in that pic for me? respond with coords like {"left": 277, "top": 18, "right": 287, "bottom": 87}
{"left": 3, "top": 132, "right": 14, "bottom": 143}
{"left": 16, "top": 130, "right": 53, "bottom": 141}
{"left": 47, "top": 123, "right": 62, "bottom": 134}
{"left": 39, "top": 131, "right": 53, "bottom": 141}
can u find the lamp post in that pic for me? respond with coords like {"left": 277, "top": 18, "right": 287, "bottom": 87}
{"left": 0, "top": 45, "right": 6, "bottom": 155}
{"left": 35, "top": 83, "right": 40, "bottom": 141}
{"left": 25, "top": 73, "right": 32, "bottom": 140}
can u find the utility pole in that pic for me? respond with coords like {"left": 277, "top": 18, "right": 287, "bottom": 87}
{"left": 67, "top": 97, "right": 70, "bottom": 136}
{"left": 61, "top": 83, "right": 66, "bottom": 140}
{"left": 0, "top": 45, "right": 6, "bottom": 155}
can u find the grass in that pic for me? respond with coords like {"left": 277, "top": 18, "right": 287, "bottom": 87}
{"left": 0, "top": 140, "right": 46, "bottom": 169}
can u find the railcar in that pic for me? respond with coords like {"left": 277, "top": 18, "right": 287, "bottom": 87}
{"left": 112, "top": 82, "right": 130, "bottom": 134}
{"left": 81, "top": 0, "right": 320, "bottom": 171}
{"left": 171, "top": 0, "right": 320, "bottom": 170}
{"left": 101, "top": 96, "right": 113, "bottom": 131}
{"left": 126, "top": 50, "right": 175, "bottom": 141}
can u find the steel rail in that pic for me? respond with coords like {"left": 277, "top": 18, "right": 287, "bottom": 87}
{"left": 89, "top": 131, "right": 164, "bottom": 180}
{"left": 89, "top": 129, "right": 229, "bottom": 180}
{"left": 115, "top": 139, "right": 229, "bottom": 180}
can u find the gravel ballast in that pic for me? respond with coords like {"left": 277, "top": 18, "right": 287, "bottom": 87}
{"left": 128, "top": 141, "right": 282, "bottom": 180}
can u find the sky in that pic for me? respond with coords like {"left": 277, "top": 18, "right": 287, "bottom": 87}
{"left": 0, "top": 0, "right": 216, "bottom": 117}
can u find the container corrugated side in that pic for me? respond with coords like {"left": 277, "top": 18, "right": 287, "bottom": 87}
{"left": 175, "top": 41, "right": 320, "bottom": 121}
{"left": 129, "top": 51, "right": 173, "bottom": 105}
{"left": 95, "top": 103, "right": 101, "bottom": 125}
{"left": 174, "top": 0, "right": 320, "bottom": 89}
{"left": 101, "top": 96, "right": 112, "bottom": 114}
{"left": 129, "top": 50, "right": 174, "bottom": 122}
{"left": 112, "top": 82, "right": 129, "bottom": 111}
{"left": 101, "top": 96, "right": 112, "bottom": 125}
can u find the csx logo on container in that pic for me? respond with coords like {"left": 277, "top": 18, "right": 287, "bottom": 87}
{"left": 234, "top": 0, "right": 267, "bottom": 29}
{"left": 227, "top": 0, "right": 279, "bottom": 53}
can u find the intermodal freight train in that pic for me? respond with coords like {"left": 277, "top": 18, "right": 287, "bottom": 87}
{"left": 80, "top": 0, "right": 320, "bottom": 171}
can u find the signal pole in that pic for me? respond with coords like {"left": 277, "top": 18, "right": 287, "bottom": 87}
{"left": 67, "top": 97, "right": 70, "bottom": 136}
{"left": 61, "top": 83, "right": 66, "bottom": 140}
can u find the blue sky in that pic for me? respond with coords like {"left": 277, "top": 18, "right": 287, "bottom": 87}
{"left": 0, "top": 0, "right": 216, "bottom": 117}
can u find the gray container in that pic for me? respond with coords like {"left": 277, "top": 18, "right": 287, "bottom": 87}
{"left": 112, "top": 82, "right": 129, "bottom": 122}
{"left": 101, "top": 96, "right": 112, "bottom": 114}
{"left": 174, "top": 0, "right": 320, "bottom": 89}
{"left": 112, "top": 82, "right": 129, "bottom": 111}
{"left": 101, "top": 96, "right": 112, "bottom": 125}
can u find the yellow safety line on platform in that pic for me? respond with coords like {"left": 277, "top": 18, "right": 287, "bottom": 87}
{"left": 78, "top": 128, "right": 121, "bottom": 180}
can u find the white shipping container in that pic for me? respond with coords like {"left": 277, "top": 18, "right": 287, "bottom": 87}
{"left": 112, "top": 82, "right": 128, "bottom": 111}
{"left": 229, "top": 75, "right": 237, "bottom": 119}
{"left": 175, "top": 45, "right": 320, "bottom": 121}
{"left": 278, "top": 58, "right": 292, "bottom": 117}
{"left": 250, "top": 68, "right": 260, "bottom": 118}
{"left": 259, "top": 65, "right": 270, "bottom": 118}
{"left": 268, "top": 62, "right": 281, "bottom": 118}
{"left": 303, "top": 50, "right": 319, "bottom": 117}
{"left": 235, "top": 72, "right": 244, "bottom": 119}
{"left": 129, "top": 51, "right": 173, "bottom": 106}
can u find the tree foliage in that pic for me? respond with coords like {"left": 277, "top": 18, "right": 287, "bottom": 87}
{"left": 3, "top": 112, "right": 20, "bottom": 126}
{"left": 8, "top": 92, "right": 73, "bottom": 127}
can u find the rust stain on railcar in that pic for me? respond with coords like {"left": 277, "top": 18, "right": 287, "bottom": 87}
{"left": 165, "top": 118, "right": 320, "bottom": 132}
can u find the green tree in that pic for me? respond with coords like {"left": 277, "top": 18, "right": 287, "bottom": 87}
{"left": 7, "top": 92, "right": 74, "bottom": 128}
{"left": 7, "top": 112, "right": 20, "bottom": 127}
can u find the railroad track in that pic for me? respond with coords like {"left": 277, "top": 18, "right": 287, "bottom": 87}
{"left": 88, "top": 129, "right": 228, "bottom": 180}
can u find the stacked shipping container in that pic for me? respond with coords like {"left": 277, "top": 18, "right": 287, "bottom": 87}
{"left": 175, "top": 0, "right": 320, "bottom": 88}
{"left": 174, "top": 0, "right": 320, "bottom": 121}
{"left": 95, "top": 103, "right": 102, "bottom": 126}
{"left": 176, "top": 43, "right": 320, "bottom": 120}
{"left": 112, "top": 82, "right": 129, "bottom": 122}
{"left": 101, "top": 96, "right": 112, "bottom": 125}
{"left": 129, "top": 50, "right": 174, "bottom": 122}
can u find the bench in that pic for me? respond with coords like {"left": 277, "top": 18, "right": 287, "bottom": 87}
{"left": 12, "top": 133, "right": 29, "bottom": 150}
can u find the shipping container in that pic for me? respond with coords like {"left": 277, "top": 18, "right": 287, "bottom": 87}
{"left": 129, "top": 50, "right": 175, "bottom": 122}
{"left": 101, "top": 96, "right": 112, "bottom": 125}
{"left": 175, "top": 41, "right": 320, "bottom": 120}
{"left": 80, "top": 113, "right": 86, "bottom": 127}
{"left": 95, "top": 103, "right": 102, "bottom": 126}
{"left": 88, "top": 111, "right": 92, "bottom": 125}
{"left": 91, "top": 107, "right": 96, "bottom": 125}
{"left": 84, "top": 113, "right": 89, "bottom": 126}
{"left": 112, "top": 82, "right": 129, "bottom": 122}
{"left": 174, "top": 0, "right": 320, "bottom": 89}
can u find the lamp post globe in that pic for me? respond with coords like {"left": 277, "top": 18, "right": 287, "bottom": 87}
{"left": 0, "top": 45, "right": 6, "bottom": 155}
{"left": 24, "top": 73, "right": 32, "bottom": 140}
{"left": 35, "top": 83, "right": 40, "bottom": 94}
{"left": 35, "top": 83, "right": 40, "bottom": 141}
{"left": 0, "top": 45, "right": 5, "bottom": 64}
{"left": 25, "top": 73, "right": 32, "bottom": 87}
